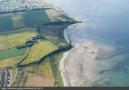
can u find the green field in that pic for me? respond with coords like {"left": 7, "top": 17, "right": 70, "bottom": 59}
{"left": 0, "top": 28, "right": 37, "bottom": 50}
{"left": 12, "top": 12, "right": 25, "bottom": 28}
{"left": 0, "top": 9, "right": 51, "bottom": 33}
{"left": 0, "top": 15, "right": 13, "bottom": 31}
{"left": 0, "top": 48, "right": 27, "bottom": 60}
{"left": 24, "top": 10, "right": 50, "bottom": 27}
{"left": 0, "top": 56, "right": 25, "bottom": 68}
{"left": 49, "top": 54, "right": 64, "bottom": 87}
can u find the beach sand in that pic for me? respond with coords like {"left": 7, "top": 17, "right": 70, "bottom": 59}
{"left": 59, "top": 41, "right": 117, "bottom": 87}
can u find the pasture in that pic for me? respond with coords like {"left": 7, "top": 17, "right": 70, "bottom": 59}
{"left": 24, "top": 10, "right": 50, "bottom": 27}
{"left": 0, "top": 48, "right": 27, "bottom": 60}
{"left": 12, "top": 62, "right": 55, "bottom": 87}
{"left": 20, "top": 40, "right": 57, "bottom": 65}
{"left": 0, "top": 14, "right": 13, "bottom": 31}
{"left": 12, "top": 12, "right": 25, "bottom": 28}
{"left": 0, "top": 27, "right": 37, "bottom": 50}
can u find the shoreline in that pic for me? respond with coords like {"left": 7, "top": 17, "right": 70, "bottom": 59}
{"left": 59, "top": 36, "right": 117, "bottom": 86}
{"left": 59, "top": 26, "right": 71, "bottom": 87}
{"left": 59, "top": 51, "right": 70, "bottom": 86}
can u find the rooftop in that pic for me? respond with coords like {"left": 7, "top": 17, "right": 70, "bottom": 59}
{"left": 0, "top": 0, "right": 52, "bottom": 13}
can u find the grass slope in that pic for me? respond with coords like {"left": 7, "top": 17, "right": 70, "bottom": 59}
{"left": 20, "top": 40, "right": 57, "bottom": 65}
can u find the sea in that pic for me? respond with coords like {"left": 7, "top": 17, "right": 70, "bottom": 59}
{"left": 48, "top": 0, "right": 129, "bottom": 87}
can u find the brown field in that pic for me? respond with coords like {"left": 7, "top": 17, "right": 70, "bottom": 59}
{"left": 12, "top": 62, "right": 55, "bottom": 87}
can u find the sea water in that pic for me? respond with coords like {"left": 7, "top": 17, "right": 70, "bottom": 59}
{"left": 48, "top": 0, "right": 129, "bottom": 87}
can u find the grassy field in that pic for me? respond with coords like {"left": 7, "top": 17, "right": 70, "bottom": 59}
{"left": 0, "top": 14, "right": 13, "bottom": 31}
{"left": 20, "top": 40, "right": 57, "bottom": 65}
{"left": 0, "top": 27, "right": 37, "bottom": 50}
{"left": 0, "top": 48, "right": 27, "bottom": 60}
{"left": 0, "top": 56, "right": 23, "bottom": 68}
{"left": 44, "top": 53, "right": 64, "bottom": 87}
{"left": 49, "top": 54, "right": 64, "bottom": 87}
{"left": 24, "top": 62, "right": 55, "bottom": 87}
{"left": 0, "top": 48, "right": 29, "bottom": 68}
{"left": 46, "top": 36, "right": 68, "bottom": 48}
{"left": 12, "top": 61, "right": 55, "bottom": 87}
{"left": 24, "top": 10, "right": 50, "bottom": 27}
{"left": 0, "top": 9, "right": 51, "bottom": 32}
{"left": 12, "top": 12, "right": 25, "bottom": 28}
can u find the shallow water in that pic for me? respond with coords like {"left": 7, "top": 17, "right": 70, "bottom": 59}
{"left": 48, "top": 0, "right": 129, "bottom": 87}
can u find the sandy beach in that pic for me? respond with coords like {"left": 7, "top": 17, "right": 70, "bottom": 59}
{"left": 60, "top": 42, "right": 99, "bottom": 86}
{"left": 59, "top": 40, "right": 120, "bottom": 86}
{"left": 59, "top": 51, "right": 70, "bottom": 86}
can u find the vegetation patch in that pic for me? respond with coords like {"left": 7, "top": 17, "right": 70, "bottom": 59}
{"left": 24, "top": 10, "right": 50, "bottom": 27}
{"left": 12, "top": 12, "right": 25, "bottom": 28}
{"left": 0, "top": 8, "right": 74, "bottom": 87}
{"left": 20, "top": 40, "right": 57, "bottom": 65}
{"left": 44, "top": 53, "right": 64, "bottom": 87}
{"left": 0, "top": 28, "right": 37, "bottom": 50}
{"left": 0, "top": 48, "right": 27, "bottom": 60}
{"left": 0, "top": 56, "right": 23, "bottom": 68}
{"left": 0, "top": 15, "right": 13, "bottom": 31}
{"left": 12, "top": 62, "right": 55, "bottom": 87}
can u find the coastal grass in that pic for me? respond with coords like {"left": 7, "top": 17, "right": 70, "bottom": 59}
{"left": 51, "top": 54, "right": 64, "bottom": 87}
{"left": 46, "top": 36, "right": 68, "bottom": 48}
{"left": 20, "top": 40, "right": 57, "bottom": 65}
{"left": 46, "top": 53, "right": 64, "bottom": 87}
{"left": 0, "top": 28, "right": 37, "bottom": 50}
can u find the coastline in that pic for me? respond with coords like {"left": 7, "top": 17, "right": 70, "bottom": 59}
{"left": 59, "top": 27, "right": 71, "bottom": 87}
{"left": 59, "top": 35, "right": 118, "bottom": 86}
{"left": 59, "top": 51, "right": 70, "bottom": 86}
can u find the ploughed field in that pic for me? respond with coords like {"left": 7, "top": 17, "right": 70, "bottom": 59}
{"left": 0, "top": 8, "right": 73, "bottom": 87}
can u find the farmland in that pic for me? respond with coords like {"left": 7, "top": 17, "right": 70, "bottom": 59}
{"left": 0, "top": 56, "right": 23, "bottom": 68}
{"left": 0, "top": 48, "right": 26, "bottom": 60}
{"left": 24, "top": 10, "right": 50, "bottom": 26}
{"left": 0, "top": 9, "right": 50, "bottom": 32}
{"left": 0, "top": 27, "right": 37, "bottom": 50}
{"left": 0, "top": 6, "right": 75, "bottom": 87}
{"left": 0, "top": 14, "right": 13, "bottom": 31}
{"left": 11, "top": 61, "right": 55, "bottom": 87}
{"left": 20, "top": 40, "right": 58, "bottom": 65}
{"left": 12, "top": 12, "right": 25, "bottom": 28}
